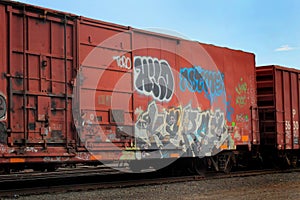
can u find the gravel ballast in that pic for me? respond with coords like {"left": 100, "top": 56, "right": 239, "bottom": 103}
{"left": 10, "top": 172, "right": 300, "bottom": 200}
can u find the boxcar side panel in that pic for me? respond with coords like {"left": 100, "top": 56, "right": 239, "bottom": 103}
{"left": 76, "top": 18, "right": 134, "bottom": 156}
{"left": 275, "top": 68, "right": 285, "bottom": 148}
{"left": 275, "top": 67, "right": 300, "bottom": 150}
{"left": 131, "top": 30, "right": 257, "bottom": 159}
{"left": 291, "top": 73, "right": 299, "bottom": 149}
{"left": 202, "top": 44, "right": 258, "bottom": 147}
{"left": 5, "top": 3, "right": 75, "bottom": 152}
{"left": 259, "top": 65, "right": 300, "bottom": 150}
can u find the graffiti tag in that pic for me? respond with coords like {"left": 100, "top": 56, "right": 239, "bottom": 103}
{"left": 235, "top": 78, "right": 247, "bottom": 107}
{"left": 134, "top": 56, "right": 174, "bottom": 102}
{"left": 0, "top": 144, "right": 14, "bottom": 154}
{"left": 113, "top": 55, "right": 132, "bottom": 69}
{"left": 43, "top": 156, "right": 70, "bottom": 162}
{"left": 224, "top": 95, "right": 234, "bottom": 122}
{"left": 236, "top": 114, "right": 249, "bottom": 123}
{"left": 293, "top": 121, "right": 299, "bottom": 131}
{"left": 135, "top": 101, "right": 228, "bottom": 157}
{"left": 76, "top": 152, "right": 92, "bottom": 161}
{"left": 179, "top": 66, "right": 225, "bottom": 102}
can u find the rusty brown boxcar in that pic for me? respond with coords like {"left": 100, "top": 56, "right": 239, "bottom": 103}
{"left": 0, "top": 0, "right": 261, "bottom": 173}
{"left": 76, "top": 28, "right": 258, "bottom": 172}
{"left": 257, "top": 65, "right": 300, "bottom": 166}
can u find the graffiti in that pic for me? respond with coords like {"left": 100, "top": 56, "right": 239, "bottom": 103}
{"left": 236, "top": 96, "right": 246, "bottom": 106}
{"left": 0, "top": 95, "right": 6, "bottom": 119}
{"left": 285, "top": 121, "right": 291, "bottom": 131}
{"left": 120, "top": 151, "right": 135, "bottom": 160}
{"left": 233, "top": 127, "right": 241, "bottom": 141}
{"left": 165, "top": 107, "right": 181, "bottom": 138}
{"left": 224, "top": 96, "right": 234, "bottom": 122}
{"left": 293, "top": 121, "right": 299, "bottom": 131}
{"left": 135, "top": 101, "right": 229, "bottom": 158}
{"left": 134, "top": 56, "right": 174, "bottom": 102}
{"left": 236, "top": 114, "right": 249, "bottom": 123}
{"left": 293, "top": 109, "right": 296, "bottom": 118}
{"left": 134, "top": 106, "right": 144, "bottom": 116}
{"left": 235, "top": 80, "right": 247, "bottom": 94}
{"left": 285, "top": 120, "right": 292, "bottom": 145}
{"left": 235, "top": 78, "right": 247, "bottom": 107}
{"left": 179, "top": 66, "right": 225, "bottom": 102}
{"left": 291, "top": 109, "right": 299, "bottom": 144}
{"left": 43, "top": 156, "right": 70, "bottom": 162}
{"left": 294, "top": 137, "right": 299, "bottom": 145}
{"left": 0, "top": 144, "right": 14, "bottom": 154}
{"left": 80, "top": 112, "right": 101, "bottom": 136}
{"left": 135, "top": 101, "right": 165, "bottom": 148}
{"left": 76, "top": 152, "right": 92, "bottom": 161}
{"left": 113, "top": 55, "right": 132, "bottom": 69}
{"left": 24, "top": 147, "right": 38, "bottom": 153}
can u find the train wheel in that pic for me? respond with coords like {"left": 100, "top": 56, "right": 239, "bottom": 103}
{"left": 223, "top": 158, "right": 233, "bottom": 174}
{"left": 223, "top": 153, "right": 235, "bottom": 173}
{"left": 210, "top": 153, "right": 235, "bottom": 173}
{"left": 291, "top": 156, "right": 298, "bottom": 168}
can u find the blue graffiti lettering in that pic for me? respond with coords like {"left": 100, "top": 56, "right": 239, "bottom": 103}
{"left": 224, "top": 95, "right": 234, "bottom": 122}
{"left": 179, "top": 66, "right": 225, "bottom": 102}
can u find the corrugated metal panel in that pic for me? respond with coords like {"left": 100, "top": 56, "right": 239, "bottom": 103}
{"left": 5, "top": 3, "right": 75, "bottom": 146}
{"left": 76, "top": 17, "right": 133, "bottom": 149}
{"left": 257, "top": 65, "right": 300, "bottom": 150}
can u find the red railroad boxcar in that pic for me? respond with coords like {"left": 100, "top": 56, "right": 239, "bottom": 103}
{"left": 77, "top": 28, "right": 258, "bottom": 171}
{"left": 0, "top": 0, "right": 259, "bottom": 172}
{"left": 257, "top": 65, "right": 300, "bottom": 166}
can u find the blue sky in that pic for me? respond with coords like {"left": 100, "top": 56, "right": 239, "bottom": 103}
{"left": 17, "top": 0, "right": 300, "bottom": 68}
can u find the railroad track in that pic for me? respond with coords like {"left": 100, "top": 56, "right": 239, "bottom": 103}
{"left": 1, "top": 166, "right": 299, "bottom": 198}
{"left": 0, "top": 165, "right": 120, "bottom": 181}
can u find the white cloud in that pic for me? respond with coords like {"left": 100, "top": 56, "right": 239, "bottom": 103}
{"left": 275, "top": 45, "right": 295, "bottom": 52}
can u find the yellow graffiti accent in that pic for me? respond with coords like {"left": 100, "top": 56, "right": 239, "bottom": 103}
{"left": 125, "top": 146, "right": 139, "bottom": 150}
{"left": 120, "top": 151, "right": 135, "bottom": 160}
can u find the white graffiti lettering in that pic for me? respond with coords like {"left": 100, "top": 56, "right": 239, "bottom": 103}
{"left": 135, "top": 101, "right": 228, "bottom": 157}
{"left": 293, "top": 109, "right": 296, "bottom": 118}
{"left": 43, "top": 156, "right": 70, "bottom": 162}
{"left": 0, "top": 144, "right": 14, "bottom": 154}
{"left": 113, "top": 55, "right": 132, "bottom": 69}
{"left": 24, "top": 147, "right": 38, "bottom": 153}
{"left": 76, "top": 152, "right": 91, "bottom": 161}
{"left": 134, "top": 56, "right": 174, "bottom": 102}
{"left": 285, "top": 121, "right": 291, "bottom": 131}
{"left": 293, "top": 121, "right": 299, "bottom": 131}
